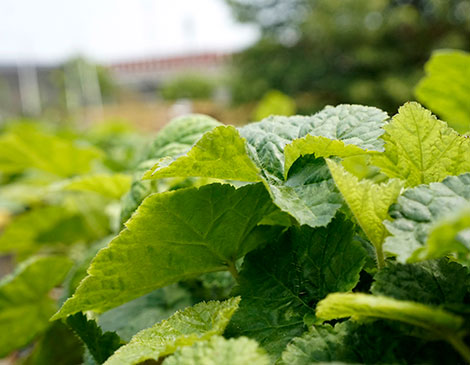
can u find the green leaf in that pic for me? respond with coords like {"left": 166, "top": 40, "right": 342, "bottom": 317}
{"left": 0, "top": 256, "right": 72, "bottom": 357}
{"left": 383, "top": 173, "right": 470, "bottom": 264}
{"left": 148, "top": 114, "right": 222, "bottom": 159}
{"left": 371, "top": 259, "right": 470, "bottom": 307}
{"left": 316, "top": 293, "right": 464, "bottom": 334}
{"left": 326, "top": 159, "right": 403, "bottom": 267}
{"left": 66, "top": 312, "right": 122, "bottom": 364}
{"left": 415, "top": 50, "right": 470, "bottom": 134}
{"left": 284, "top": 135, "right": 376, "bottom": 179}
{"left": 144, "top": 126, "right": 262, "bottom": 182}
{"left": 226, "top": 214, "right": 366, "bottom": 358}
{"left": 372, "top": 102, "right": 470, "bottom": 187}
{"left": 278, "top": 322, "right": 357, "bottom": 365}
{"left": 0, "top": 127, "right": 101, "bottom": 177}
{"left": 53, "top": 183, "right": 277, "bottom": 318}
{"left": 163, "top": 335, "right": 270, "bottom": 365}
{"left": 103, "top": 297, "right": 240, "bottom": 365}
{"left": 63, "top": 173, "right": 132, "bottom": 199}
{"left": 98, "top": 285, "right": 193, "bottom": 342}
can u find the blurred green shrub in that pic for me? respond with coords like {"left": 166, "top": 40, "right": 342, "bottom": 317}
{"left": 253, "top": 90, "right": 296, "bottom": 121}
{"left": 160, "top": 74, "right": 215, "bottom": 101}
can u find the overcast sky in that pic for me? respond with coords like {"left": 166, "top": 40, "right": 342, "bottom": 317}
{"left": 0, "top": 0, "right": 259, "bottom": 65}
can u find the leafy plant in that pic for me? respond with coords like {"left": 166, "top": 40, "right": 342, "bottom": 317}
{"left": 1, "top": 72, "right": 470, "bottom": 364}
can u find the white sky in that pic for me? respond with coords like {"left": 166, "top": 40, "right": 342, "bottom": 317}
{"left": 0, "top": 0, "right": 259, "bottom": 65}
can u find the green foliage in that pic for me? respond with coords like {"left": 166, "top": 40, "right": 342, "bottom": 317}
{"left": 416, "top": 50, "right": 470, "bottom": 134}
{"left": 104, "top": 298, "right": 240, "bottom": 365}
{"left": 226, "top": 214, "right": 366, "bottom": 358}
{"left": 2, "top": 77, "right": 470, "bottom": 363}
{"left": 227, "top": 0, "right": 469, "bottom": 112}
{"left": 0, "top": 256, "right": 72, "bottom": 357}
{"left": 53, "top": 183, "right": 277, "bottom": 317}
{"left": 63, "top": 173, "right": 132, "bottom": 200}
{"left": 253, "top": 90, "right": 296, "bottom": 121}
{"left": 66, "top": 312, "right": 122, "bottom": 364}
{"left": 160, "top": 74, "right": 215, "bottom": 100}
{"left": 0, "top": 125, "right": 101, "bottom": 177}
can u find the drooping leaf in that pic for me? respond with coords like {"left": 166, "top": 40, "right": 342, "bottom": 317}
{"left": 98, "top": 285, "right": 193, "bottom": 342}
{"left": 372, "top": 102, "right": 470, "bottom": 187}
{"left": 316, "top": 293, "right": 464, "bottom": 334}
{"left": 66, "top": 312, "right": 122, "bottom": 364}
{"left": 384, "top": 173, "right": 470, "bottom": 264}
{"left": 0, "top": 127, "right": 101, "bottom": 177}
{"left": 104, "top": 297, "right": 240, "bottom": 365}
{"left": 0, "top": 256, "right": 72, "bottom": 357}
{"left": 163, "top": 336, "right": 270, "bottom": 365}
{"left": 63, "top": 173, "right": 132, "bottom": 200}
{"left": 226, "top": 214, "right": 366, "bottom": 358}
{"left": 144, "top": 126, "right": 262, "bottom": 182}
{"left": 371, "top": 259, "right": 470, "bottom": 307}
{"left": 53, "top": 183, "right": 278, "bottom": 318}
{"left": 326, "top": 159, "right": 403, "bottom": 266}
{"left": 415, "top": 50, "right": 470, "bottom": 134}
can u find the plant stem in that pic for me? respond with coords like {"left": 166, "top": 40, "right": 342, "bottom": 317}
{"left": 447, "top": 334, "right": 470, "bottom": 364}
{"left": 227, "top": 261, "right": 240, "bottom": 283}
{"left": 375, "top": 244, "right": 385, "bottom": 270}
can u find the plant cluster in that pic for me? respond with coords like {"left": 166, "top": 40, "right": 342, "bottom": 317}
{"left": 0, "top": 51, "right": 469, "bottom": 364}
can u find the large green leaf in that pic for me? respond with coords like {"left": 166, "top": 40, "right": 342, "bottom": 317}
{"left": 0, "top": 256, "right": 72, "bottom": 357}
{"left": 144, "top": 105, "right": 387, "bottom": 228}
{"left": 316, "top": 293, "right": 464, "bottom": 334}
{"left": 415, "top": 50, "right": 470, "bottom": 134}
{"left": 372, "top": 102, "right": 470, "bottom": 187}
{"left": 63, "top": 173, "right": 132, "bottom": 200}
{"left": 163, "top": 336, "right": 270, "bottom": 365}
{"left": 327, "top": 159, "right": 403, "bottom": 267}
{"left": 53, "top": 183, "right": 278, "bottom": 318}
{"left": 0, "top": 127, "right": 101, "bottom": 177}
{"left": 226, "top": 214, "right": 366, "bottom": 359}
{"left": 104, "top": 297, "right": 240, "bottom": 365}
{"left": 383, "top": 174, "right": 470, "bottom": 264}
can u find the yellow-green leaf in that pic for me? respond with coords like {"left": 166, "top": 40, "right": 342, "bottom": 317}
{"left": 104, "top": 298, "right": 240, "bottom": 365}
{"left": 372, "top": 102, "right": 470, "bottom": 187}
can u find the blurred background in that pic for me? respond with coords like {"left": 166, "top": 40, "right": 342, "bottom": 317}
{"left": 0, "top": 0, "right": 469, "bottom": 130}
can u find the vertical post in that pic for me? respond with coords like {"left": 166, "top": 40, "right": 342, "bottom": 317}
{"left": 17, "top": 63, "right": 41, "bottom": 117}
